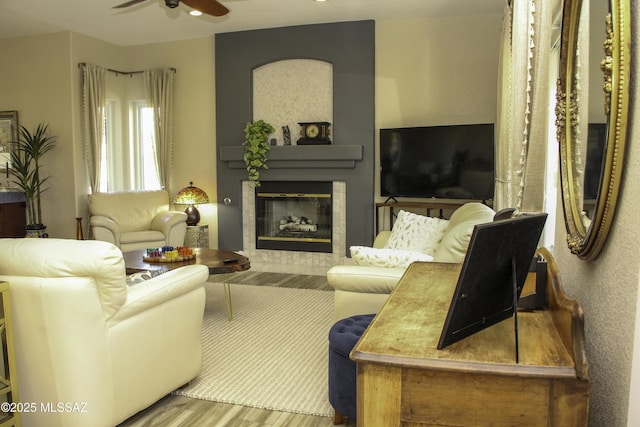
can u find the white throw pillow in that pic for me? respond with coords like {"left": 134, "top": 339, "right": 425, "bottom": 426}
{"left": 384, "top": 210, "right": 449, "bottom": 256}
{"left": 350, "top": 246, "right": 433, "bottom": 268}
{"left": 433, "top": 221, "right": 478, "bottom": 263}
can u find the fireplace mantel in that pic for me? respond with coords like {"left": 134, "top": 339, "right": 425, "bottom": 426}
{"left": 219, "top": 144, "right": 363, "bottom": 169}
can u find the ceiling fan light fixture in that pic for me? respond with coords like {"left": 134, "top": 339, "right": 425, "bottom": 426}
{"left": 114, "top": 0, "right": 229, "bottom": 17}
{"left": 189, "top": 9, "right": 203, "bottom": 16}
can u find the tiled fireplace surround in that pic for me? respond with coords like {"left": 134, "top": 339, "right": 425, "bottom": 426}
{"left": 240, "top": 181, "right": 348, "bottom": 275}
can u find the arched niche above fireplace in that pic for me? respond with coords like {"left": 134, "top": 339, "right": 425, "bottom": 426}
{"left": 253, "top": 59, "right": 333, "bottom": 146}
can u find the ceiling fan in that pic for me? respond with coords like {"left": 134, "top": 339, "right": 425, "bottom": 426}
{"left": 113, "top": 0, "right": 229, "bottom": 17}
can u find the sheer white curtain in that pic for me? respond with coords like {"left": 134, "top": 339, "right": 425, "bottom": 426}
{"left": 144, "top": 68, "right": 176, "bottom": 193}
{"left": 494, "top": 3, "right": 515, "bottom": 210}
{"left": 80, "top": 63, "right": 107, "bottom": 193}
{"left": 573, "top": 0, "right": 590, "bottom": 212}
{"left": 494, "top": 0, "right": 553, "bottom": 213}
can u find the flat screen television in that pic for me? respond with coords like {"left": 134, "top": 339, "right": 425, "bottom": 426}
{"left": 584, "top": 123, "right": 606, "bottom": 200}
{"left": 380, "top": 124, "right": 495, "bottom": 200}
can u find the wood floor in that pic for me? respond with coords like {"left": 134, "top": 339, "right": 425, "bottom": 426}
{"left": 117, "top": 271, "right": 356, "bottom": 427}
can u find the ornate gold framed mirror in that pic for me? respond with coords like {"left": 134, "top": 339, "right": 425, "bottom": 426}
{"left": 556, "top": 0, "right": 630, "bottom": 260}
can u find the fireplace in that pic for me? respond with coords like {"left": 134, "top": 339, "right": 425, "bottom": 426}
{"left": 255, "top": 181, "right": 332, "bottom": 253}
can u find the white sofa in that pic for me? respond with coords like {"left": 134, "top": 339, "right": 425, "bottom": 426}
{"left": 88, "top": 190, "right": 187, "bottom": 251}
{"left": 0, "top": 238, "right": 209, "bottom": 427}
{"left": 328, "top": 203, "right": 496, "bottom": 320}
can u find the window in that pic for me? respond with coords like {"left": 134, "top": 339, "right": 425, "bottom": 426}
{"left": 541, "top": 20, "right": 563, "bottom": 251}
{"left": 99, "top": 100, "right": 161, "bottom": 192}
{"left": 130, "top": 101, "right": 161, "bottom": 191}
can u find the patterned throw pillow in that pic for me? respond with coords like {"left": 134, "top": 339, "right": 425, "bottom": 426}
{"left": 350, "top": 246, "right": 433, "bottom": 268}
{"left": 126, "top": 270, "right": 165, "bottom": 286}
{"left": 384, "top": 210, "right": 449, "bottom": 256}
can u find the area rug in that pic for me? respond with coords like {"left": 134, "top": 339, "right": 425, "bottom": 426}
{"left": 173, "top": 282, "right": 335, "bottom": 417}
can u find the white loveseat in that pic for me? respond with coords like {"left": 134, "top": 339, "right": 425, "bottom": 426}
{"left": 89, "top": 190, "right": 187, "bottom": 251}
{"left": 328, "top": 202, "right": 496, "bottom": 320}
{"left": 0, "top": 238, "right": 209, "bottom": 427}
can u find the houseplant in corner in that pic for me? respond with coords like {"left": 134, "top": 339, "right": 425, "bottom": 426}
{"left": 9, "top": 122, "right": 56, "bottom": 237}
{"left": 243, "top": 119, "right": 274, "bottom": 187}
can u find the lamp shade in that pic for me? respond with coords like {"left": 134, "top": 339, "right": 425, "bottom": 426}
{"left": 174, "top": 182, "right": 209, "bottom": 226}
{"left": 174, "top": 182, "right": 209, "bottom": 205}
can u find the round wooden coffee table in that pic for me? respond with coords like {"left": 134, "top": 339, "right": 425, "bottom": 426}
{"left": 123, "top": 248, "right": 250, "bottom": 320}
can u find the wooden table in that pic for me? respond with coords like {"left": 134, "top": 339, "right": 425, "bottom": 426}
{"left": 123, "top": 248, "right": 250, "bottom": 320}
{"left": 351, "top": 249, "right": 589, "bottom": 426}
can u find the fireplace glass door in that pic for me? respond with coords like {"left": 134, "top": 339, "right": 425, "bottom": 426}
{"left": 255, "top": 181, "right": 332, "bottom": 253}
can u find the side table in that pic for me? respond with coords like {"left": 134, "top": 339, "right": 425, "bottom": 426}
{"left": 185, "top": 224, "right": 209, "bottom": 248}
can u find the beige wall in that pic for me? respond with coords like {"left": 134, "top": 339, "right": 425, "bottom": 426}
{"left": 552, "top": 8, "right": 640, "bottom": 426}
{"left": 375, "top": 16, "right": 501, "bottom": 206}
{"left": 376, "top": 16, "right": 500, "bottom": 129}
{"left": 554, "top": 108, "right": 639, "bottom": 425}
{"left": 630, "top": 275, "right": 640, "bottom": 423}
{"left": 0, "top": 32, "right": 77, "bottom": 237}
{"left": 0, "top": 12, "right": 637, "bottom": 424}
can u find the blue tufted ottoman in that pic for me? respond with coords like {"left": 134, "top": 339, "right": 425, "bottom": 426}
{"left": 328, "top": 313, "right": 375, "bottom": 425}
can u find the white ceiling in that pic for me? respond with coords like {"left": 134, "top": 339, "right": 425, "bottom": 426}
{"left": 0, "top": 0, "right": 506, "bottom": 47}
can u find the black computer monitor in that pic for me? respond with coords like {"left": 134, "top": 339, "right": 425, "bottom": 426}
{"left": 437, "top": 213, "right": 548, "bottom": 350}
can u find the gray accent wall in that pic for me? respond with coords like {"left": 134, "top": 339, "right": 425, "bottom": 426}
{"left": 215, "top": 20, "right": 375, "bottom": 253}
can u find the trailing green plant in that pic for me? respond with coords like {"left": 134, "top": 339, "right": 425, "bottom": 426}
{"left": 8, "top": 123, "right": 56, "bottom": 227}
{"left": 243, "top": 120, "right": 274, "bottom": 187}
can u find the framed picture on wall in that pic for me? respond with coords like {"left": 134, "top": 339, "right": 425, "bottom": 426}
{"left": 0, "top": 110, "right": 19, "bottom": 171}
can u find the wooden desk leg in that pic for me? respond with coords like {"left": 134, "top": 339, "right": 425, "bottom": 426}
{"left": 223, "top": 282, "right": 233, "bottom": 321}
{"left": 357, "top": 363, "right": 402, "bottom": 426}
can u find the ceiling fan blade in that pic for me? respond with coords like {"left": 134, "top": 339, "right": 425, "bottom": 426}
{"left": 113, "top": 0, "right": 147, "bottom": 8}
{"left": 182, "top": 0, "right": 229, "bottom": 17}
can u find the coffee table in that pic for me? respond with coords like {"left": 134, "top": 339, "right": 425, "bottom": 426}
{"left": 123, "top": 248, "right": 250, "bottom": 321}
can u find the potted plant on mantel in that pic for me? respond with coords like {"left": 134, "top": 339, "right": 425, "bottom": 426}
{"left": 243, "top": 119, "right": 274, "bottom": 187}
{"left": 9, "top": 122, "right": 56, "bottom": 237}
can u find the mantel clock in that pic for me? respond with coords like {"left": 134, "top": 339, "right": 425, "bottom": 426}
{"left": 297, "top": 122, "right": 331, "bottom": 145}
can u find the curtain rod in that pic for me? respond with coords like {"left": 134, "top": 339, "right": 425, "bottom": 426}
{"left": 77, "top": 62, "right": 176, "bottom": 76}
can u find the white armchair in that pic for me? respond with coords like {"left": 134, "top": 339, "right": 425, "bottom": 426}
{"left": 328, "top": 203, "right": 496, "bottom": 320}
{"left": 0, "top": 238, "right": 209, "bottom": 427}
{"left": 88, "top": 190, "right": 187, "bottom": 251}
